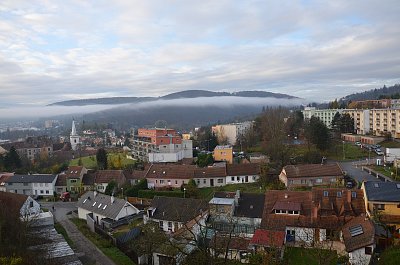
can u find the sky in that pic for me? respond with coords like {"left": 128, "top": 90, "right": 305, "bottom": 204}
{"left": 0, "top": 0, "right": 400, "bottom": 107}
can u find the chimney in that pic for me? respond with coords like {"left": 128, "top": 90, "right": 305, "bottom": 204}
{"left": 234, "top": 190, "right": 240, "bottom": 205}
{"left": 111, "top": 194, "right": 115, "bottom": 204}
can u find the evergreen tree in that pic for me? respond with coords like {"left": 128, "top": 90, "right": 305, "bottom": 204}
{"left": 4, "top": 146, "right": 22, "bottom": 171}
{"left": 96, "top": 148, "right": 108, "bottom": 169}
{"left": 305, "top": 117, "right": 330, "bottom": 151}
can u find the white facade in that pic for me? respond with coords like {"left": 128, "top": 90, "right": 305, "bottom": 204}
{"left": 225, "top": 174, "right": 259, "bottom": 185}
{"left": 70, "top": 120, "right": 80, "bottom": 151}
{"left": 302, "top": 107, "right": 343, "bottom": 128}
{"left": 20, "top": 196, "right": 41, "bottom": 217}
{"left": 384, "top": 148, "right": 400, "bottom": 163}
{"left": 78, "top": 202, "right": 139, "bottom": 224}
{"left": 148, "top": 140, "right": 193, "bottom": 163}
{"left": 348, "top": 244, "right": 374, "bottom": 265}
{"left": 32, "top": 177, "right": 57, "bottom": 197}
{"left": 212, "top": 122, "right": 253, "bottom": 145}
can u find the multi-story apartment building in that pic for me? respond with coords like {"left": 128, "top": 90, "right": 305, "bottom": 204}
{"left": 342, "top": 109, "right": 370, "bottom": 135}
{"left": 212, "top": 122, "right": 252, "bottom": 145}
{"left": 302, "top": 107, "right": 343, "bottom": 128}
{"left": 1, "top": 136, "right": 53, "bottom": 161}
{"left": 131, "top": 128, "right": 193, "bottom": 163}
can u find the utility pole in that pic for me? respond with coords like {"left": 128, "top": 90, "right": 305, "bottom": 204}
{"left": 342, "top": 141, "right": 345, "bottom": 160}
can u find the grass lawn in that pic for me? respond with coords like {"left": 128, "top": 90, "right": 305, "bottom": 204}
{"left": 70, "top": 218, "right": 135, "bottom": 265}
{"left": 54, "top": 222, "right": 75, "bottom": 248}
{"left": 379, "top": 246, "right": 400, "bottom": 265}
{"left": 70, "top": 153, "right": 135, "bottom": 169}
{"left": 380, "top": 140, "right": 400, "bottom": 148}
{"left": 198, "top": 182, "right": 264, "bottom": 200}
{"left": 327, "top": 142, "right": 369, "bottom": 161}
{"left": 284, "top": 247, "right": 339, "bottom": 265}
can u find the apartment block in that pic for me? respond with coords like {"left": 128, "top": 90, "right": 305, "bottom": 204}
{"left": 212, "top": 122, "right": 252, "bottom": 145}
{"left": 302, "top": 107, "right": 343, "bottom": 128}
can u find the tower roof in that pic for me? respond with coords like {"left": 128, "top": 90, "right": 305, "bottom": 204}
{"left": 71, "top": 120, "right": 77, "bottom": 136}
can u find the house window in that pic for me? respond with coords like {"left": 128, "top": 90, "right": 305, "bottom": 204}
{"left": 160, "top": 180, "right": 164, "bottom": 184}
{"left": 301, "top": 179, "right": 306, "bottom": 184}
{"left": 337, "top": 192, "right": 342, "bottom": 197}
{"left": 203, "top": 179, "right": 206, "bottom": 184}
{"left": 175, "top": 180, "right": 178, "bottom": 184}
{"left": 323, "top": 191, "right": 329, "bottom": 197}
{"left": 316, "top": 178, "right": 322, "bottom": 183}
{"left": 46, "top": 190, "right": 49, "bottom": 194}
{"left": 30, "top": 201, "right": 34, "bottom": 208}
{"left": 231, "top": 177, "right": 234, "bottom": 181}
{"left": 365, "top": 246, "right": 372, "bottom": 255}
{"left": 197, "top": 180, "right": 200, "bottom": 184}
{"left": 159, "top": 221, "right": 163, "bottom": 229}
{"left": 217, "top": 179, "right": 223, "bottom": 183}
{"left": 70, "top": 179, "right": 77, "bottom": 183}
{"left": 375, "top": 204, "right": 385, "bottom": 210}
{"left": 168, "top": 222, "right": 172, "bottom": 231}
{"left": 253, "top": 176, "right": 257, "bottom": 180}
{"left": 40, "top": 190, "right": 44, "bottom": 194}
{"left": 293, "top": 211, "right": 299, "bottom": 215}
{"left": 237, "top": 176, "right": 240, "bottom": 181}
{"left": 351, "top": 191, "right": 357, "bottom": 198}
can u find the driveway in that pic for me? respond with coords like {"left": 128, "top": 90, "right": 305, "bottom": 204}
{"left": 338, "top": 160, "right": 383, "bottom": 184}
{"left": 41, "top": 201, "right": 116, "bottom": 265}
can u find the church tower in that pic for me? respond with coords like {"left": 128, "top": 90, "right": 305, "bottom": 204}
{"left": 70, "top": 119, "right": 80, "bottom": 151}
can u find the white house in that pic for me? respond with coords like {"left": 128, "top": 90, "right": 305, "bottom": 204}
{"left": 5, "top": 174, "right": 57, "bottom": 197}
{"left": 225, "top": 164, "right": 260, "bottom": 185}
{"left": 77, "top": 191, "right": 139, "bottom": 226}
{"left": 0, "top": 191, "right": 41, "bottom": 217}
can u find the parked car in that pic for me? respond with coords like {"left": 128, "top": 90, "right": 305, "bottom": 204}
{"left": 60, "top": 192, "right": 71, "bottom": 202}
{"left": 355, "top": 141, "right": 361, "bottom": 146}
{"left": 375, "top": 149, "right": 384, "bottom": 156}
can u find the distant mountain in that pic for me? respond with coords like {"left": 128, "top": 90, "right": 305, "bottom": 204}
{"left": 340, "top": 84, "right": 400, "bottom": 102}
{"left": 49, "top": 89, "right": 298, "bottom": 106}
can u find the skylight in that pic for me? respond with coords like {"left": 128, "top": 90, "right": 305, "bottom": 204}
{"left": 92, "top": 202, "right": 96, "bottom": 207}
{"left": 103, "top": 205, "right": 107, "bottom": 210}
{"left": 83, "top": 199, "right": 87, "bottom": 204}
{"left": 349, "top": 225, "right": 364, "bottom": 237}
{"left": 98, "top": 203, "right": 102, "bottom": 208}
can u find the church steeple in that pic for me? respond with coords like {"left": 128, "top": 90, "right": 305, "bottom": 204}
{"left": 70, "top": 119, "right": 80, "bottom": 151}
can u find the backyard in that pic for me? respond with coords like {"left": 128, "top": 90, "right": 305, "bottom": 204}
{"left": 283, "top": 247, "right": 341, "bottom": 265}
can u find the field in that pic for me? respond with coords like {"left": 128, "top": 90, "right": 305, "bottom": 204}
{"left": 69, "top": 153, "right": 135, "bottom": 169}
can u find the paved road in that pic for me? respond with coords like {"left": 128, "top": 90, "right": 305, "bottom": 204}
{"left": 41, "top": 201, "right": 116, "bottom": 265}
{"left": 338, "top": 159, "right": 383, "bottom": 184}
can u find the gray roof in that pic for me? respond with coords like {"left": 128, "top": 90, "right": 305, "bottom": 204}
{"left": 77, "top": 191, "right": 137, "bottom": 220}
{"left": 6, "top": 174, "right": 57, "bottom": 183}
{"left": 364, "top": 181, "right": 400, "bottom": 202}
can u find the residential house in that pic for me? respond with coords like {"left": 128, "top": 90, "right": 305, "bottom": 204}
{"left": 341, "top": 216, "right": 375, "bottom": 265}
{"left": 0, "top": 191, "right": 41, "bottom": 217}
{"left": 124, "top": 170, "right": 146, "bottom": 185}
{"left": 362, "top": 181, "right": 400, "bottom": 231}
{"left": 279, "top": 163, "right": 343, "bottom": 188}
{"left": 226, "top": 163, "right": 260, "bottom": 185}
{"left": 77, "top": 191, "right": 140, "bottom": 227}
{"left": 1, "top": 136, "right": 53, "bottom": 161}
{"left": 210, "top": 236, "right": 251, "bottom": 263}
{"left": 249, "top": 229, "right": 286, "bottom": 253}
{"left": 0, "top": 172, "right": 14, "bottom": 192}
{"left": 5, "top": 174, "right": 57, "bottom": 197}
{"left": 209, "top": 190, "right": 265, "bottom": 236}
{"left": 55, "top": 174, "right": 67, "bottom": 194}
{"left": 261, "top": 188, "right": 365, "bottom": 246}
{"left": 144, "top": 196, "right": 208, "bottom": 234}
{"left": 94, "top": 170, "right": 127, "bottom": 193}
{"left": 146, "top": 164, "right": 196, "bottom": 189}
{"left": 213, "top": 145, "right": 233, "bottom": 164}
{"left": 61, "top": 166, "right": 88, "bottom": 193}
{"left": 194, "top": 167, "right": 226, "bottom": 188}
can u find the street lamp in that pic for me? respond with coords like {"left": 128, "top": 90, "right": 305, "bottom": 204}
{"left": 183, "top": 188, "right": 187, "bottom": 198}
{"left": 342, "top": 141, "right": 345, "bottom": 160}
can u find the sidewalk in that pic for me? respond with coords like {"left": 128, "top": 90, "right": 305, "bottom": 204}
{"left": 60, "top": 216, "right": 116, "bottom": 265}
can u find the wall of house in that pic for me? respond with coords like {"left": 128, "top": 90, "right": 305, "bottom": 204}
{"left": 115, "top": 202, "right": 140, "bottom": 220}
{"left": 225, "top": 175, "right": 259, "bottom": 185}
{"left": 148, "top": 151, "right": 183, "bottom": 163}
{"left": 32, "top": 180, "right": 56, "bottom": 196}
{"left": 96, "top": 183, "right": 108, "bottom": 192}
{"left": 213, "top": 148, "right": 233, "bottom": 164}
{"left": 194, "top": 177, "right": 226, "bottom": 188}
{"left": 6, "top": 182, "right": 33, "bottom": 195}
{"left": 348, "top": 244, "right": 374, "bottom": 265}
{"left": 367, "top": 201, "right": 400, "bottom": 228}
{"left": 78, "top": 207, "right": 108, "bottom": 224}
{"left": 20, "top": 197, "right": 41, "bottom": 217}
{"left": 146, "top": 217, "right": 183, "bottom": 233}
{"left": 148, "top": 178, "right": 189, "bottom": 189}
{"left": 286, "top": 226, "right": 314, "bottom": 245}
{"left": 285, "top": 176, "right": 339, "bottom": 188}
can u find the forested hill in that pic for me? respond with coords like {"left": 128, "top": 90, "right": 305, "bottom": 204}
{"left": 341, "top": 84, "right": 400, "bottom": 102}
{"left": 48, "top": 89, "right": 298, "bottom": 106}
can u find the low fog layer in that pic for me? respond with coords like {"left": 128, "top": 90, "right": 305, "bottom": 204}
{"left": 0, "top": 96, "right": 307, "bottom": 119}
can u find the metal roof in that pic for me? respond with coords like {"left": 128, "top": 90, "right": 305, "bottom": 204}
{"left": 364, "top": 181, "right": 400, "bottom": 202}
{"left": 6, "top": 174, "right": 57, "bottom": 183}
{"left": 209, "top": 197, "right": 235, "bottom": 205}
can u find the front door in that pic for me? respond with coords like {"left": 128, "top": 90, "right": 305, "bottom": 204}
{"left": 96, "top": 216, "right": 99, "bottom": 224}
{"left": 210, "top": 179, "right": 214, "bottom": 187}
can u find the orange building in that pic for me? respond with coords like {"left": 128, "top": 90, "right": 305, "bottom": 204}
{"left": 137, "top": 128, "right": 182, "bottom": 145}
{"left": 213, "top": 145, "right": 233, "bottom": 164}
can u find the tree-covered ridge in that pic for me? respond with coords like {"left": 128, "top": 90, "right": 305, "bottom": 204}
{"left": 341, "top": 84, "right": 400, "bottom": 102}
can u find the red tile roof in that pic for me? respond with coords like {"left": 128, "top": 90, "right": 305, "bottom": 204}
{"left": 55, "top": 174, "right": 67, "bottom": 186}
{"left": 227, "top": 163, "right": 260, "bottom": 176}
{"left": 250, "top": 229, "right": 285, "bottom": 248}
{"left": 342, "top": 216, "right": 375, "bottom": 252}
{"left": 95, "top": 170, "right": 126, "bottom": 185}
{"left": 194, "top": 167, "right": 226, "bottom": 178}
{"left": 273, "top": 201, "right": 302, "bottom": 211}
{"left": 282, "top": 163, "right": 343, "bottom": 178}
{"left": 64, "top": 166, "right": 85, "bottom": 179}
{"left": 146, "top": 164, "right": 196, "bottom": 180}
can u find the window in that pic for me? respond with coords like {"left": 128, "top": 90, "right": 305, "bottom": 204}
{"left": 168, "top": 222, "right": 172, "bottom": 231}
{"left": 337, "top": 191, "right": 342, "bottom": 197}
{"left": 203, "top": 179, "right": 206, "bottom": 184}
{"left": 70, "top": 179, "right": 77, "bottom": 183}
{"left": 316, "top": 178, "right": 322, "bottom": 183}
{"left": 323, "top": 191, "right": 329, "bottom": 197}
{"left": 231, "top": 177, "right": 234, "bottom": 181}
{"left": 237, "top": 176, "right": 240, "bottom": 181}
{"left": 40, "top": 190, "right": 44, "bottom": 194}
{"left": 46, "top": 190, "right": 49, "bottom": 194}
{"left": 159, "top": 221, "right": 163, "bottom": 229}
{"left": 275, "top": 210, "right": 282, "bottom": 214}
{"left": 30, "top": 201, "right": 34, "bottom": 208}
{"left": 217, "top": 179, "right": 223, "bottom": 183}
{"left": 175, "top": 180, "right": 178, "bottom": 184}
{"left": 301, "top": 179, "right": 306, "bottom": 184}
{"left": 365, "top": 247, "right": 372, "bottom": 255}
{"left": 293, "top": 211, "right": 299, "bottom": 215}
{"left": 160, "top": 180, "right": 164, "bottom": 184}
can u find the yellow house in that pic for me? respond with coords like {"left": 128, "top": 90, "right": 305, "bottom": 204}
{"left": 213, "top": 145, "right": 233, "bottom": 164}
{"left": 362, "top": 181, "right": 400, "bottom": 230}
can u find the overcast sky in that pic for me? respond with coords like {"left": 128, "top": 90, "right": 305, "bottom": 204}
{"left": 1, "top": 0, "right": 400, "bottom": 107}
